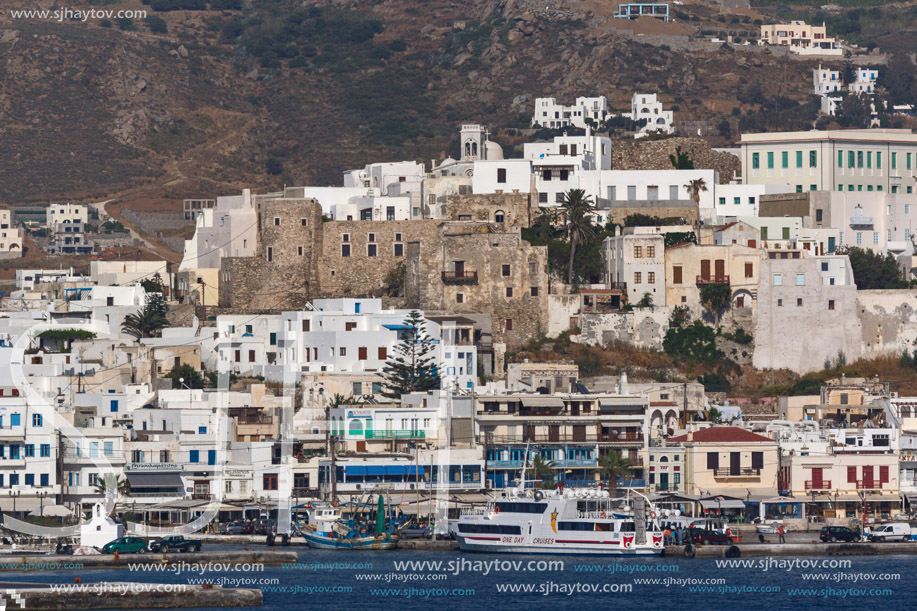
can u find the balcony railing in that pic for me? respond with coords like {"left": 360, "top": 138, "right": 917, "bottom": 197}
{"left": 696, "top": 275, "right": 730, "bottom": 286}
{"left": 849, "top": 216, "right": 874, "bottom": 227}
{"left": 855, "top": 480, "right": 882, "bottom": 490}
{"left": 364, "top": 429, "right": 426, "bottom": 440}
{"left": 713, "top": 467, "right": 761, "bottom": 477}
{"left": 805, "top": 480, "right": 832, "bottom": 490}
{"left": 608, "top": 282, "right": 628, "bottom": 291}
{"left": 441, "top": 270, "right": 477, "bottom": 284}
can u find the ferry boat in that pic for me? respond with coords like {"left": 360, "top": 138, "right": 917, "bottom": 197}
{"left": 454, "top": 484, "right": 665, "bottom": 556}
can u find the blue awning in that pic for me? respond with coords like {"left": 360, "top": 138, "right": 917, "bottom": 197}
{"left": 385, "top": 465, "right": 409, "bottom": 475}
{"left": 346, "top": 466, "right": 367, "bottom": 476}
{"left": 365, "top": 466, "right": 387, "bottom": 476}
{"left": 382, "top": 324, "right": 411, "bottom": 331}
{"left": 407, "top": 465, "right": 425, "bottom": 476}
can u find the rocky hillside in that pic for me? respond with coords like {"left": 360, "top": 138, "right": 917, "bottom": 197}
{"left": 0, "top": 0, "right": 901, "bottom": 204}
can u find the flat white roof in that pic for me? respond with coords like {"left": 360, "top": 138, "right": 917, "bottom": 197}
{"left": 740, "top": 129, "right": 917, "bottom": 144}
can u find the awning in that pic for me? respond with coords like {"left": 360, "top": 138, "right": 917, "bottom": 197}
{"left": 126, "top": 472, "right": 184, "bottom": 488}
{"left": 699, "top": 499, "right": 746, "bottom": 509}
{"left": 519, "top": 397, "right": 564, "bottom": 408}
{"left": 407, "top": 465, "right": 425, "bottom": 476}
{"left": 346, "top": 466, "right": 367, "bottom": 476}
{"left": 365, "top": 466, "right": 387, "bottom": 476}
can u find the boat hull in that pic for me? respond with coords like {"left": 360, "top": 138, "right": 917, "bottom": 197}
{"left": 455, "top": 535, "right": 663, "bottom": 556}
{"left": 303, "top": 531, "right": 399, "bottom": 550}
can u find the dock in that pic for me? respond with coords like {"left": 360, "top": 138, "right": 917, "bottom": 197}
{"left": 0, "top": 550, "right": 298, "bottom": 572}
{"left": 667, "top": 541, "right": 917, "bottom": 558}
{"left": 0, "top": 582, "right": 261, "bottom": 609}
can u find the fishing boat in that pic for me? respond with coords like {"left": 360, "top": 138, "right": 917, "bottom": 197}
{"left": 300, "top": 494, "right": 407, "bottom": 550}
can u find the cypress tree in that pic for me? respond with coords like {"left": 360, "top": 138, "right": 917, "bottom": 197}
{"left": 381, "top": 310, "right": 441, "bottom": 398}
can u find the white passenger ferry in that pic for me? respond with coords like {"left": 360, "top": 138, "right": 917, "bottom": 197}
{"left": 454, "top": 483, "right": 665, "bottom": 556}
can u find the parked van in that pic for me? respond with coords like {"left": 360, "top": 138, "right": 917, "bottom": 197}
{"left": 867, "top": 522, "right": 911, "bottom": 542}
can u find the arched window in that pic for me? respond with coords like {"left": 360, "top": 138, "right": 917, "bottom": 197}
{"left": 495, "top": 210, "right": 505, "bottom": 223}
{"left": 464, "top": 142, "right": 471, "bottom": 157}
{"left": 659, "top": 456, "right": 669, "bottom": 463}
{"left": 349, "top": 419, "right": 363, "bottom": 435}
{"left": 471, "top": 142, "right": 478, "bottom": 157}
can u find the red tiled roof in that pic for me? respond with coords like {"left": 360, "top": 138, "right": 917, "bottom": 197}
{"left": 668, "top": 426, "right": 773, "bottom": 444}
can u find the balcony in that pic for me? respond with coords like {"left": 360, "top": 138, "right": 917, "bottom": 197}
{"left": 364, "top": 429, "right": 426, "bottom": 440}
{"left": 849, "top": 216, "right": 874, "bottom": 227}
{"left": 696, "top": 275, "right": 730, "bottom": 286}
{"left": 713, "top": 467, "right": 761, "bottom": 478}
{"left": 805, "top": 480, "right": 832, "bottom": 490}
{"left": 855, "top": 480, "right": 882, "bottom": 490}
{"left": 441, "top": 270, "right": 477, "bottom": 284}
{"left": 608, "top": 282, "right": 628, "bottom": 292}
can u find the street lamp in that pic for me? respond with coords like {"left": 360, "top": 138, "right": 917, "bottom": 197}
{"left": 39, "top": 491, "right": 47, "bottom": 517}
{"left": 8, "top": 490, "right": 20, "bottom": 516}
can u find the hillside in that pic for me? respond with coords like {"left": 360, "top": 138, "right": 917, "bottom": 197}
{"left": 0, "top": 0, "right": 913, "bottom": 206}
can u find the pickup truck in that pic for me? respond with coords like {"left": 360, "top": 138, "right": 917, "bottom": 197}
{"left": 149, "top": 535, "right": 202, "bottom": 553}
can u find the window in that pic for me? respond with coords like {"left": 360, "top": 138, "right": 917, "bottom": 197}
{"left": 706, "top": 452, "right": 719, "bottom": 470}
{"left": 634, "top": 272, "right": 642, "bottom": 284}
{"left": 497, "top": 168, "right": 507, "bottom": 183}
{"left": 301, "top": 217, "right": 307, "bottom": 226}
{"left": 32, "top": 414, "right": 42, "bottom": 427}
{"left": 266, "top": 247, "right": 272, "bottom": 262}
{"left": 909, "top": 153, "right": 913, "bottom": 170}
{"left": 719, "top": 197, "right": 726, "bottom": 206}
{"left": 856, "top": 232, "right": 862, "bottom": 245}
{"left": 782, "top": 151, "right": 789, "bottom": 168}
{"left": 777, "top": 299, "right": 783, "bottom": 307}
{"left": 456, "top": 293, "right": 464, "bottom": 303}
{"left": 263, "top": 474, "right": 279, "bottom": 491}
{"left": 506, "top": 287, "right": 513, "bottom": 297}
{"left": 751, "top": 452, "right": 764, "bottom": 470}
{"left": 633, "top": 246, "right": 642, "bottom": 258}
{"left": 907, "top": 205, "right": 911, "bottom": 214}
{"left": 647, "top": 272, "right": 655, "bottom": 284}
{"left": 734, "top": 197, "right": 741, "bottom": 205}
{"left": 773, "top": 273, "right": 782, "bottom": 286}
{"left": 768, "top": 152, "right": 774, "bottom": 169}
{"left": 848, "top": 151, "right": 855, "bottom": 168}
{"left": 502, "top": 264, "right": 511, "bottom": 276}
{"left": 828, "top": 300, "right": 835, "bottom": 310}
{"left": 24, "top": 444, "right": 34, "bottom": 458}
{"left": 378, "top": 347, "right": 387, "bottom": 360}
{"left": 341, "top": 244, "right": 350, "bottom": 257}
{"left": 873, "top": 232, "right": 878, "bottom": 245}
{"left": 752, "top": 153, "right": 760, "bottom": 169}
{"left": 669, "top": 185, "right": 679, "bottom": 199}
{"left": 795, "top": 273, "right": 804, "bottom": 286}
{"left": 394, "top": 243, "right": 404, "bottom": 257}
{"left": 367, "top": 244, "right": 377, "bottom": 257}
{"left": 11, "top": 413, "right": 20, "bottom": 427}
{"left": 857, "top": 151, "right": 863, "bottom": 168}
{"left": 673, "top": 266, "right": 682, "bottom": 284}
{"left": 797, "top": 298, "right": 803, "bottom": 306}
{"left": 298, "top": 246, "right": 303, "bottom": 256}
{"left": 40, "top": 444, "right": 50, "bottom": 457}
{"left": 505, "top": 319, "right": 514, "bottom": 331}
{"left": 796, "top": 150, "right": 802, "bottom": 168}
{"left": 559, "top": 169, "right": 569, "bottom": 181}
{"left": 816, "top": 209, "right": 823, "bottom": 222}
{"left": 892, "top": 152, "right": 897, "bottom": 169}
{"left": 542, "top": 169, "right": 552, "bottom": 181}
{"left": 745, "top": 263, "right": 753, "bottom": 278}
{"left": 877, "top": 152, "right": 882, "bottom": 169}
{"left": 395, "top": 232, "right": 403, "bottom": 242}
{"left": 358, "top": 347, "right": 368, "bottom": 360}
{"left": 795, "top": 185, "right": 802, "bottom": 193}
{"left": 530, "top": 286, "right": 539, "bottom": 297}
{"left": 809, "top": 150, "right": 817, "bottom": 167}
{"left": 837, "top": 150, "right": 843, "bottom": 167}
{"left": 190, "top": 450, "right": 199, "bottom": 463}
{"left": 342, "top": 234, "right": 350, "bottom": 242}
{"left": 273, "top": 217, "right": 280, "bottom": 226}
{"left": 867, "top": 151, "right": 872, "bottom": 168}
{"left": 646, "top": 246, "right": 655, "bottom": 258}
{"left": 339, "top": 347, "right": 346, "bottom": 357}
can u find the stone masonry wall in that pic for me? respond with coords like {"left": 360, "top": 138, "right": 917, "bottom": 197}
{"left": 442, "top": 192, "right": 534, "bottom": 229}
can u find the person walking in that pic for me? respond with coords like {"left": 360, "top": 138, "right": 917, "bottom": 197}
{"left": 778, "top": 524, "right": 786, "bottom": 544}
{"left": 677, "top": 526, "right": 684, "bottom": 546}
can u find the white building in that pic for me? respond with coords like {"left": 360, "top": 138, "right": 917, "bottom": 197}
{"left": 625, "top": 93, "right": 674, "bottom": 135}
{"left": 604, "top": 230, "right": 666, "bottom": 306}
{"left": 531, "top": 96, "right": 611, "bottom": 129}
{"left": 180, "top": 190, "right": 258, "bottom": 272}
{"left": 805, "top": 190, "right": 917, "bottom": 256}
{"left": 471, "top": 160, "right": 533, "bottom": 196}
{"left": 0, "top": 209, "right": 22, "bottom": 259}
{"left": 849, "top": 67, "right": 878, "bottom": 94}
{"left": 267, "top": 299, "right": 477, "bottom": 392}
{"left": 90, "top": 260, "right": 170, "bottom": 288}
{"left": 524, "top": 131, "right": 612, "bottom": 207}
{"left": 813, "top": 65, "right": 843, "bottom": 95}
{"left": 47, "top": 203, "right": 89, "bottom": 230}
{"left": 711, "top": 183, "right": 794, "bottom": 220}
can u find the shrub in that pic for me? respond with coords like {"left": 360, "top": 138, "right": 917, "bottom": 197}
{"left": 145, "top": 16, "right": 168, "bottom": 34}
{"left": 265, "top": 157, "right": 284, "bottom": 175}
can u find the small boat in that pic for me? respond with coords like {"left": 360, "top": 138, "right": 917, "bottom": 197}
{"left": 301, "top": 494, "right": 407, "bottom": 550}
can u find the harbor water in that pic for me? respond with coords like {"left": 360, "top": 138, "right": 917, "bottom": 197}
{"left": 4, "top": 547, "right": 916, "bottom": 610}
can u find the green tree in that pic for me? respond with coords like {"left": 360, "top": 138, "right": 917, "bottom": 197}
{"left": 669, "top": 146, "right": 694, "bottom": 169}
{"left": 94, "top": 474, "right": 130, "bottom": 498}
{"left": 529, "top": 455, "right": 556, "bottom": 488}
{"left": 265, "top": 157, "right": 284, "bottom": 175}
{"left": 558, "top": 188, "right": 596, "bottom": 285}
{"left": 669, "top": 305, "right": 691, "bottom": 329}
{"left": 141, "top": 272, "right": 165, "bottom": 295}
{"left": 600, "top": 452, "right": 632, "bottom": 494}
{"left": 165, "top": 363, "right": 206, "bottom": 389}
{"left": 663, "top": 321, "right": 725, "bottom": 365}
{"left": 637, "top": 293, "right": 653, "bottom": 307}
{"left": 122, "top": 295, "right": 170, "bottom": 340}
{"left": 382, "top": 261, "right": 406, "bottom": 297}
{"left": 684, "top": 178, "right": 708, "bottom": 206}
{"left": 36, "top": 329, "right": 96, "bottom": 352}
{"left": 700, "top": 282, "right": 731, "bottom": 325}
{"left": 381, "top": 310, "right": 441, "bottom": 398}
{"left": 836, "top": 246, "right": 906, "bottom": 289}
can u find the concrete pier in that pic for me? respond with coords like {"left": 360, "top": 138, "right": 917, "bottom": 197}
{"left": 0, "top": 583, "right": 261, "bottom": 609}
{"left": 0, "top": 551, "right": 298, "bottom": 572}
{"left": 397, "top": 539, "right": 459, "bottom": 551}
{"left": 667, "top": 542, "right": 917, "bottom": 558}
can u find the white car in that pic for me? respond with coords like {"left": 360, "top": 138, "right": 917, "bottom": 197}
{"left": 867, "top": 523, "right": 911, "bottom": 542}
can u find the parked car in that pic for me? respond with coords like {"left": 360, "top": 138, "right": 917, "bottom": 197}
{"left": 687, "top": 528, "right": 733, "bottom": 545}
{"left": 867, "top": 523, "right": 911, "bottom": 542}
{"left": 402, "top": 525, "right": 432, "bottom": 539}
{"left": 252, "top": 519, "right": 276, "bottom": 535}
{"left": 220, "top": 521, "right": 253, "bottom": 535}
{"left": 149, "top": 535, "right": 202, "bottom": 553}
{"left": 819, "top": 526, "right": 860, "bottom": 543}
{"left": 101, "top": 537, "right": 148, "bottom": 554}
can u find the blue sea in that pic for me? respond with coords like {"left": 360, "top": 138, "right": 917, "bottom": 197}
{"left": 5, "top": 547, "right": 916, "bottom": 610}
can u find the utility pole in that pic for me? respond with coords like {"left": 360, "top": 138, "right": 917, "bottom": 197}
{"left": 330, "top": 435, "right": 337, "bottom": 501}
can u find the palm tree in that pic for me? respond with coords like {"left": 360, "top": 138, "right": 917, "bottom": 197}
{"left": 600, "top": 452, "right": 632, "bottom": 495}
{"left": 684, "top": 178, "right": 708, "bottom": 206}
{"left": 121, "top": 300, "right": 169, "bottom": 340}
{"left": 94, "top": 474, "right": 130, "bottom": 498}
{"left": 558, "top": 188, "right": 596, "bottom": 285}
{"left": 529, "top": 454, "right": 556, "bottom": 489}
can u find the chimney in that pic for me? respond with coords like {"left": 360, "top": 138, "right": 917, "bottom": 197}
{"left": 687, "top": 431, "right": 694, "bottom": 442}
